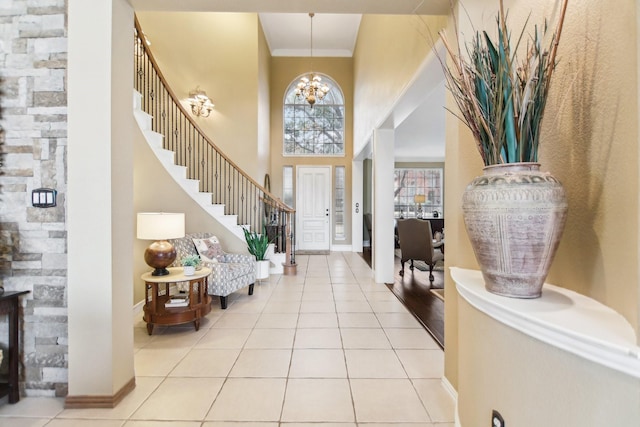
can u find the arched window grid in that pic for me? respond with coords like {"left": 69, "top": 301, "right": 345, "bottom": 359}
{"left": 283, "top": 73, "right": 345, "bottom": 157}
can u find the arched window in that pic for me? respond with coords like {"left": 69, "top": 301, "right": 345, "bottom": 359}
{"left": 283, "top": 74, "right": 345, "bottom": 156}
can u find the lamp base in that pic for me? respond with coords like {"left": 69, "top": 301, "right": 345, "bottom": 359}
{"left": 144, "top": 240, "right": 177, "bottom": 276}
{"left": 151, "top": 267, "right": 171, "bottom": 277}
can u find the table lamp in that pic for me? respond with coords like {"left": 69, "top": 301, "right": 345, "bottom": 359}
{"left": 137, "top": 212, "right": 185, "bottom": 276}
{"left": 414, "top": 194, "right": 426, "bottom": 218}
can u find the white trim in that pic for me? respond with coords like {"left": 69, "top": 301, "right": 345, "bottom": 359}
{"left": 330, "top": 244, "right": 352, "bottom": 252}
{"left": 133, "top": 300, "right": 144, "bottom": 318}
{"left": 441, "top": 376, "right": 458, "bottom": 400}
{"left": 451, "top": 267, "right": 640, "bottom": 379}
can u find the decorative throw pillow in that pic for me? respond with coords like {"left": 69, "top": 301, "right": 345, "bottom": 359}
{"left": 192, "top": 236, "right": 224, "bottom": 263}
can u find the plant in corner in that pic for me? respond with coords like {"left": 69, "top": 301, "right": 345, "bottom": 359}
{"left": 243, "top": 225, "right": 272, "bottom": 280}
{"left": 438, "top": 0, "right": 569, "bottom": 298}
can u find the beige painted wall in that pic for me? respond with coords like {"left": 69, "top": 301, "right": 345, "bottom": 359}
{"left": 458, "top": 297, "right": 640, "bottom": 426}
{"left": 353, "top": 14, "right": 447, "bottom": 155}
{"left": 442, "top": 0, "right": 640, "bottom": 423}
{"left": 135, "top": 12, "right": 267, "bottom": 182}
{"left": 269, "top": 57, "right": 354, "bottom": 246}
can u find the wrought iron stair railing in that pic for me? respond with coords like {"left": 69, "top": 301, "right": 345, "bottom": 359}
{"left": 134, "top": 17, "right": 296, "bottom": 273}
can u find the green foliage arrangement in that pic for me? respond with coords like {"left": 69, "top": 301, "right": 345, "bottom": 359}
{"left": 242, "top": 225, "right": 270, "bottom": 261}
{"left": 439, "top": 0, "right": 568, "bottom": 165}
{"left": 181, "top": 255, "right": 201, "bottom": 267}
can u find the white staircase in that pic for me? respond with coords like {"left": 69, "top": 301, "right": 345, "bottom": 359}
{"left": 133, "top": 91, "right": 286, "bottom": 274}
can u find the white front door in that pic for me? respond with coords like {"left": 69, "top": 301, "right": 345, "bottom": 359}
{"left": 297, "top": 166, "right": 331, "bottom": 251}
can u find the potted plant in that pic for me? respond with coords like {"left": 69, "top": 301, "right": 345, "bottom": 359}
{"left": 181, "top": 255, "right": 201, "bottom": 276}
{"left": 438, "top": 0, "right": 569, "bottom": 298}
{"left": 242, "top": 225, "right": 271, "bottom": 280}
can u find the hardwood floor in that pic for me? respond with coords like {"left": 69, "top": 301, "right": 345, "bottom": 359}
{"left": 359, "top": 249, "right": 445, "bottom": 349}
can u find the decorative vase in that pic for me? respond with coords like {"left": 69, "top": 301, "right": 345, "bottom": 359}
{"left": 462, "top": 163, "right": 568, "bottom": 298}
{"left": 256, "top": 260, "right": 270, "bottom": 280}
{"left": 183, "top": 265, "right": 195, "bottom": 276}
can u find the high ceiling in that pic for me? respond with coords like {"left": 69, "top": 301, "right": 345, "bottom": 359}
{"left": 131, "top": 0, "right": 448, "bottom": 162}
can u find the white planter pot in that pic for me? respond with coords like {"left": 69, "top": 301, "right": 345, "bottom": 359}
{"left": 183, "top": 266, "right": 195, "bottom": 276}
{"left": 462, "top": 163, "right": 568, "bottom": 298}
{"left": 256, "top": 260, "right": 270, "bottom": 280}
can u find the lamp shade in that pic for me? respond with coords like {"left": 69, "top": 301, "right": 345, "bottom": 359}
{"left": 137, "top": 213, "right": 185, "bottom": 240}
{"left": 414, "top": 194, "right": 426, "bottom": 204}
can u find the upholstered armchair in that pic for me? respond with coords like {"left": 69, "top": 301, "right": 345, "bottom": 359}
{"left": 170, "top": 232, "right": 256, "bottom": 309}
{"left": 397, "top": 218, "right": 444, "bottom": 284}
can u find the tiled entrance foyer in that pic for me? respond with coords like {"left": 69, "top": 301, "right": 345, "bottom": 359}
{"left": 0, "top": 253, "right": 455, "bottom": 426}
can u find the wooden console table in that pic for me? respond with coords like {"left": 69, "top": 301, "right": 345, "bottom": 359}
{"left": 141, "top": 267, "right": 211, "bottom": 335}
{"left": 0, "top": 290, "right": 29, "bottom": 404}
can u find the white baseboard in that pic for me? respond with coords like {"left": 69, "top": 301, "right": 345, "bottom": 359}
{"left": 133, "top": 300, "right": 144, "bottom": 318}
{"left": 441, "top": 377, "right": 461, "bottom": 427}
{"left": 330, "top": 244, "right": 352, "bottom": 252}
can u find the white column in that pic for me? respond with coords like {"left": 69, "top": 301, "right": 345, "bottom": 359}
{"left": 351, "top": 159, "right": 364, "bottom": 253}
{"left": 372, "top": 129, "right": 395, "bottom": 283}
{"left": 67, "top": 0, "right": 134, "bottom": 398}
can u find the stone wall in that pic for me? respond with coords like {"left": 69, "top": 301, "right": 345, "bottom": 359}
{"left": 0, "top": 0, "right": 68, "bottom": 397}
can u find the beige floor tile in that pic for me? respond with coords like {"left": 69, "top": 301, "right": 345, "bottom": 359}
{"left": 375, "top": 312, "right": 423, "bottom": 328}
{"left": 303, "top": 277, "right": 332, "bottom": 285}
{"left": 344, "top": 349, "right": 407, "bottom": 378}
{"left": 0, "top": 397, "right": 64, "bottom": 418}
{"left": 206, "top": 378, "right": 286, "bottom": 421}
{"left": 268, "top": 290, "right": 303, "bottom": 301}
{"left": 45, "top": 420, "right": 124, "bottom": 427}
{"left": 350, "top": 379, "right": 430, "bottom": 423}
{"left": 195, "top": 328, "right": 251, "bottom": 349}
{"left": 294, "top": 328, "right": 342, "bottom": 349}
{"left": 225, "top": 299, "right": 268, "bottom": 313}
{"left": 368, "top": 300, "right": 410, "bottom": 313}
{"left": 0, "top": 418, "right": 49, "bottom": 427}
{"left": 132, "top": 377, "right": 224, "bottom": 420}
{"left": 340, "top": 328, "right": 390, "bottom": 349}
{"left": 133, "top": 327, "right": 154, "bottom": 349}
{"left": 301, "top": 290, "right": 334, "bottom": 301}
{"left": 134, "top": 347, "right": 190, "bottom": 376}
{"left": 256, "top": 313, "right": 299, "bottom": 328}
{"left": 289, "top": 349, "right": 347, "bottom": 378}
{"left": 337, "top": 313, "right": 380, "bottom": 328}
{"left": 332, "top": 289, "right": 367, "bottom": 301}
{"left": 169, "top": 348, "right": 240, "bottom": 377}
{"left": 212, "top": 312, "right": 260, "bottom": 329}
{"left": 299, "top": 300, "right": 336, "bottom": 313}
{"left": 384, "top": 328, "right": 441, "bottom": 349}
{"left": 396, "top": 350, "right": 444, "bottom": 378}
{"left": 360, "top": 424, "right": 433, "bottom": 427}
{"left": 144, "top": 326, "right": 208, "bottom": 349}
{"left": 202, "top": 423, "right": 278, "bottom": 427}
{"left": 125, "top": 421, "right": 201, "bottom": 426}
{"left": 297, "top": 313, "right": 339, "bottom": 328}
{"left": 229, "top": 349, "right": 292, "bottom": 377}
{"left": 262, "top": 300, "right": 301, "bottom": 314}
{"left": 364, "top": 291, "right": 398, "bottom": 302}
{"left": 281, "top": 379, "right": 355, "bottom": 422}
{"left": 412, "top": 379, "right": 456, "bottom": 423}
{"left": 335, "top": 301, "right": 372, "bottom": 313}
{"left": 244, "top": 328, "right": 296, "bottom": 349}
{"left": 330, "top": 276, "right": 359, "bottom": 285}
{"left": 282, "top": 424, "right": 356, "bottom": 427}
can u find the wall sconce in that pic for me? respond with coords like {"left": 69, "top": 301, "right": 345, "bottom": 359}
{"left": 187, "top": 87, "right": 215, "bottom": 117}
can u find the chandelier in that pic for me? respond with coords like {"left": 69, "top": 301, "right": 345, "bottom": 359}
{"left": 187, "top": 87, "right": 215, "bottom": 117}
{"left": 295, "top": 13, "right": 330, "bottom": 107}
